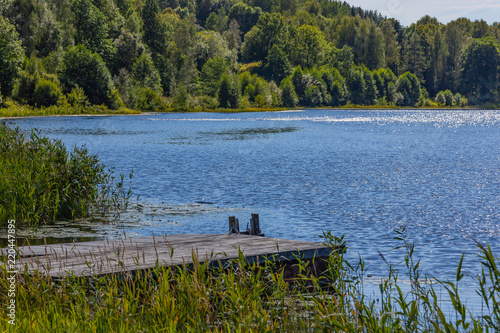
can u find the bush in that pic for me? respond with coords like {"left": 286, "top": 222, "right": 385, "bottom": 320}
{"left": 280, "top": 77, "right": 298, "bottom": 107}
{"left": 453, "top": 92, "right": 468, "bottom": 107}
{"left": 435, "top": 91, "right": 446, "bottom": 105}
{"left": 172, "top": 85, "right": 190, "bottom": 111}
{"left": 33, "top": 79, "right": 63, "bottom": 107}
{"left": 66, "top": 85, "right": 89, "bottom": 107}
{"left": 190, "top": 95, "right": 219, "bottom": 110}
{"left": 218, "top": 73, "right": 241, "bottom": 108}
{"left": 130, "top": 86, "right": 165, "bottom": 111}
{"left": 396, "top": 72, "right": 421, "bottom": 106}
{"left": 61, "top": 45, "right": 119, "bottom": 109}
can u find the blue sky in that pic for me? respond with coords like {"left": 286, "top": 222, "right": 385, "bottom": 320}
{"left": 345, "top": 0, "right": 500, "bottom": 26}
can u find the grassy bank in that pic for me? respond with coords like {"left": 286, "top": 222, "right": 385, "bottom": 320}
{"left": 0, "top": 100, "right": 139, "bottom": 118}
{"left": 0, "top": 233, "right": 498, "bottom": 332}
{"left": 2, "top": 99, "right": 493, "bottom": 119}
{"left": 0, "top": 124, "right": 133, "bottom": 227}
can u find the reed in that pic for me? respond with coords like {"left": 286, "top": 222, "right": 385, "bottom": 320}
{"left": 0, "top": 124, "right": 133, "bottom": 227}
{"left": 0, "top": 100, "right": 139, "bottom": 118}
{"left": 0, "top": 232, "right": 498, "bottom": 332}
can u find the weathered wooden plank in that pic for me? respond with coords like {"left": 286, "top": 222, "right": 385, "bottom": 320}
{"left": 2, "top": 234, "right": 331, "bottom": 277}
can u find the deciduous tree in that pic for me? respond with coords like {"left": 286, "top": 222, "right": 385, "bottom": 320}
{"left": 0, "top": 16, "right": 25, "bottom": 97}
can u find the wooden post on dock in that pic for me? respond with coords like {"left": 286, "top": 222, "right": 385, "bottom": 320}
{"left": 250, "top": 214, "right": 264, "bottom": 237}
{"left": 229, "top": 216, "right": 239, "bottom": 234}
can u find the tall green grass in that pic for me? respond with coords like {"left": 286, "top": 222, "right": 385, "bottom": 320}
{"left": 0, "top": 232, "right": 498, "bottom": 332}
{"left": 0, "top": 124, "right": 133, "bottom": 226}
{"left": 0, "top": 100, "right": 139, "bottom": 118}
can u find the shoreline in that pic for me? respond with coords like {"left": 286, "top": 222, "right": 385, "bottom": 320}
{"left": 1, "top": 105, "right": 495, "bottom": 120}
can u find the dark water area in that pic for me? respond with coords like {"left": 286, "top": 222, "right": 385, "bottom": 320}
{"left": 10, "top": 109, "right": 500, "bottom": 306}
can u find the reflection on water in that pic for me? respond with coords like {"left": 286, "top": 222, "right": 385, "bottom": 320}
{"left": 200, "top": 126, "right": 299, "bottom": 140}
{"left": 44, "top": 128, "right": 152, "bottom": 136}
{"left": 9, "top": 109, "right": 500, "bottom": 308}
{"left": 0, "top": 236, "right": 99, "bottom": 248}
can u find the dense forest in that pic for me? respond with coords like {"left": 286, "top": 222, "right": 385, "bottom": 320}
{"left": 0, "top": 0, "right": 499, "bottom": 111}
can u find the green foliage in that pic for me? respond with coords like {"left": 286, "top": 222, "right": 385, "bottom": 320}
{"left": 293, "top": 24, "right": 325, "bottom": 68}
{"left": 346, "top": 68, "right": 365, "bottom": 104}
{"left": 72, "top": 0, "right": 110, "bottom": 53}
{"left": 5, "top": 0, "right": 63, "bottom": 57}
{"left": 435, "top": 90, "right": 468, "bottom": 107}
{"left": 1, "top": 233, "right": 500, "bottom": 332}
{"left": 12, "top": 55, "right": 62, "bottom": 107}
{"left": 264, "top": 45, "right": 292, "bottom": 84}
{"left": 363, "top": 69, "right": 378, "bottom": 104}
{"left": 0, "top": 125, "right": 132, "bottom": 226}
{"left": 241, "top": 12, "right": 291, "bottom": 63}
{"left": 280, "top": 77, "right": 298, "bottom": 107}
{"left": 131, "top": 54, "right": 162, "bottom": 92}
{"left": 172, "top": 84, "right": 190, "bottom": 110}
{"left": 397, "top": 72, "right": 421, "bottom": 106}
{"left": 61, "top": 45, "right": 119, "bottom": 108}
{"left": 191, "top": 30, "right": 235, "bottom": 71}
{"left": 0, "top": 16, "right": 25, "bottom": 97}
{"left": 113, "top": 30, "right": 146, "bottom": 73}
{"left": 200, "top": 57, "right": 228, "bottom": 97}
{"left": 66, "top": 85, "right": 89, "bottom": 107}
{"left": 461, "top": 37, "right": 500, "bottom": 104}
{"left": 228, "top": 2, "right": 262, "bottom": 34}
{"left": 33, "top": 78, "right": 63, "bottom": 107}
{"left": 0, "top": 0, "right": 497, "bottom": 110}
{"left": 129, "top": 86, "right": 165, "bottom": 111}
{"left": 142, "top": 0, "right": 170, "bottom": 54}
{"left": 403, "top": 32, "right": 426, "bottom": 81}
{"left": 218, "top": 73, "right": 241, "bottom": 108}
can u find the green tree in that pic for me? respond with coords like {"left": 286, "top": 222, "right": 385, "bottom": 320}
{"left": 264, "top": 45, "right": 292, "bottom": 84}
{"left": 461, "top": 38, "right": 499, "bottom": 104}
{"left": 280, "top": 77, "right": 298, "bottom": 107}
{"left": 142, "top": 0, "right": 169, "bottom": 54}
{"left": 320, "top": 67, "right": 345, "bottom": 106}
{"left": 293, "top": 25, "right": 325, "bottom": 68}
{"left": 0, "top": 16, "right": 25, "bottom": 97}
{"left": 6, "top": 0, "right": 62, "bottom": 57}
{"left": 435, "top": 89, "right": 453, "bottom": 106}
{"left": 396, "top": 72, "right": 421, "bottom": 106}
{"left": 364, "top": 24, "right": 385, "bottom": 70}
{"left": 241, "top": 13, "right": 292, "bottom": 63}
{"left": 427, "top": 29, "right": 447, "bottom": 95}
{"left": 191, "top": 30, "right": 235, "bottom": 71}
{"left": 223, "top": 20, "right": 242, "bottom": 51}
{"left": 346, "top": 68, "right": 365, "bottom": 104}
{"left": 33, "top": 79, "right": 63, "bottom": 107}
{"left": 403, "top": 32, "right": 426, "bottom": 81}
{"left": 61, "top": 45, "right": 119, "bottom": 108}
{"left": 326, "top": 45, "right": 354, "bottom": 78}
{"left": 200, "top": 57, "right": 228, "bottom": 97}
{"left": 363, "top": 69, "right": 377, "bottom": 104}
{"left": 443, "top": 21, "right": 467, "bottom": 89}
{"left": 381, "top": 20, "right": 401, "bottom": 74}
{"left": 206, "top": 8, "right": 228, "bottom": 33}
{"left": 72, "top": 0, "right": 109, "bottom": 53}
{"left": 291, "top": 65, "right": 305, "bottom": 98}
{"left": 113, "top": 31, "right": 146, "bottom": 73}
{"left": 218, "top": 73, "right": 240, "bottom": 108}
{"left": 131, "top": 54, "right": 162, "bottom": 92}
{"left": 228, "top": 2, "right": 261, "bottom": 35}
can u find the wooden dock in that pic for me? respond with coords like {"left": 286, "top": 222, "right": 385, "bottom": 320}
{"left": 4, "top": 234, "right": 332, "bottom": 277}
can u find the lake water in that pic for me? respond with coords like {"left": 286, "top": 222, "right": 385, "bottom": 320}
{"left": 10, "top": 109, "right": 500, "bottom": 307}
